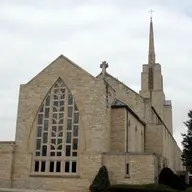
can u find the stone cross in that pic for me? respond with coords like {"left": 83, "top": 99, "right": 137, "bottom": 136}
{"left": 148, "top": 9, "right": 154, "bottom": 19}
{"left": 100, "top": 61, "right": 109, "bottom": 76}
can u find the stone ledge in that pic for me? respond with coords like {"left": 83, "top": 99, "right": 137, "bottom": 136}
{"left": 29, "top": 172, "right": 80, "bottom": 178}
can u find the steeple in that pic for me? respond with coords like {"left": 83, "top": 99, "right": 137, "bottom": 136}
{"left": 148, "top": 14, "right": 156, "bottom": 64}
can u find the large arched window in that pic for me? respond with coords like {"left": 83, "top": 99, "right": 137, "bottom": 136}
{"left": 33, "top": 78, "right": 79, "bottom": 174}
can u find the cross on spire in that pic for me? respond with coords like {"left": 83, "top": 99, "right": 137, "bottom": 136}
{"left": 148, "top": 9, "right": 154, "bottom": 20}
{"left": 100, "top": 61, "right": 108, "bottom": 77}
{"left": 148, "top": 9, "right": 156, "bottom": 64}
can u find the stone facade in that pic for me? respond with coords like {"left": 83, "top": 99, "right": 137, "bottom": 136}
{"left": 0, "top": 18, "right": 184, "bottom": 192}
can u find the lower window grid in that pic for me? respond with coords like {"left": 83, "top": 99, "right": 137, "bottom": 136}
{"left": 34, "top": 160, "right": 77, "bottom": 173}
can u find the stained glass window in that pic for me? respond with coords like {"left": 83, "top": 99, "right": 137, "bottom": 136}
{"left": 34, "top": 78, "right": 79, "bottom": 174}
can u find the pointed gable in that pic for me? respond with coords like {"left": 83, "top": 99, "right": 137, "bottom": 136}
{"left": 27, "top": 54, "right": 95, "bottom": 85}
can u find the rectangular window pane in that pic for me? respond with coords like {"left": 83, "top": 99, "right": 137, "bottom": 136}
{"left": 74, "top": 103, "right": 78, "bottom": 111}
{"left": 61, "top": 94, "right": 65, "bottom": 100}
{"left": 54, "top": 94, "right": 58, "bottom": 100}
{"left": 45, "top": 95, "right": 50, "bottom": 106}
{"left": 43, "top": 132, "right": 48, "bottom": 143}
{"left": 45, "top": 108, "right": 50, "bottom": 118}
{"left": 66, "top": 132, "right": 71, "bottom": 143}
{"left": 34, "top": 161, "right": 39, "bottom": 172}
{"left": 35, "top": 151, "right": 40, "bottom": 156}
{"left": 50, "top": 161, "right": 54, "bottom": 172}
{"left": 42, "top": 145, "right": 47, "bottom": 156}
{"left": 65, "top": 161, "right": 70, "bottom": 173}
{"left": 38, "top": 114, "right": 43, "bottom": 125}
{"left": 73, "top": 125, "right": 78, "bottom": 137}
{"left": 57, "top": 152, "right": 62, "bottom": 156}
{"left": 72, "top": 162, "right": 77, "bottom": 173}
{"left": 41, "top": 161, "right": 46, "bottom": 172}
{"left": 67, "top": 119, "right": 72, "bottom": 130}
{"left": 59, "top": 100, "right": 64, "bottom": 106}
{"left": 44, "top": 120, "right": 49, "bottom": 131}
{"left": 36, "top": 139, "right": 41, "bottom": 150}
{"left": 72, "top": 152, "right": 77, "bottom": 157}
{"left": 40, "top": 104, "right": 44, "bottom": 112}
{"left": 74, "top": 113, "right": 79, "bottom": 124}
{"left": 126, "top": 164, "right": 129, "bottom": 175}
{"left": 73, "top": 138, "right": 78, "bottom": 150}
{"left": 68, "top": 107, "right": 73, "bottom": 117}
{"left": 56, "top": 161, "right": 61, "bottom": 172}
{"left": 58, "top": 126, "right": 63, "bottom": 131}
{"left": 66, "top": 145, "right": 71, "bottom": 156}
{"left": 37, "top": 126, "right": 42, "bottom": 137}
{"left": 50, "top": 152, "right": 55, "bottom": 156}
{"left": 68, "top": 94, "right": 73, "bottom": 105}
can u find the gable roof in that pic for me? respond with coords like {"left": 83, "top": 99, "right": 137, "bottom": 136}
{"left": 27, "top": 54, "right": 95, "bottom": 85}
{"left": 111, "top": 99, "right": 146, "bottom": 126}
{"left": 97, "top": 72, "right": 144, "bottom": 99}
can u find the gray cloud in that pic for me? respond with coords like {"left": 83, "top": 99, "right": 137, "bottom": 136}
{"left": 0, "top": 0, "right": 191, "bottom": 149}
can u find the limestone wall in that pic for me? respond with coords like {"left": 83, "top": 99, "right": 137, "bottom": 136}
{"left": 128, "top": 113, "right": 144, "bottom": 153}
{"left": 10, "top": 55, "right": 110, "bottom": 191}
{"left": 163, "top": 105, "right": 173, "bottom": 134}
{"left": 103, "top": 153, "right": 158, "bottom": 184}
{"left": 11, "top": 153, "right": 103, "bottom": 192}
{"left": 144, "top": 124, "right": 163, "bottom": 155}
{"left": 110, "top": 107, "right": 144, "bottom": 153}
{"left": 0, "top": 142, "right": 15, "bottom": 188}
{"left": 111, "top": 108, "right": 126, "bottom": 152}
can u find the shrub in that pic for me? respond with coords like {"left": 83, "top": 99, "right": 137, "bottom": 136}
{"left": 89, "top": 165, "right": 110, "bottom": 192}
{"left": 158, "top": 167, "right": 186, "bottom": 191}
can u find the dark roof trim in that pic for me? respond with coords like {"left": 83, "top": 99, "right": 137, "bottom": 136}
{"left": 111, "top": 101, "right": 146, "bottom": 126}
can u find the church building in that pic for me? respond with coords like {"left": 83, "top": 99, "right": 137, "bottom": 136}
{"left": 0, "top": 17, "right": 184, "bottom": 192}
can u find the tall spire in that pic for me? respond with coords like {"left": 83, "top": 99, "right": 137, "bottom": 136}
{"left": 148, "top": 10, "right": 155, "bottom": 64}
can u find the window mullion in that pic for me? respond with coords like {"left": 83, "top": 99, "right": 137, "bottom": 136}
{"left": 46, "top": 92, "right": 53, "bottom": 172}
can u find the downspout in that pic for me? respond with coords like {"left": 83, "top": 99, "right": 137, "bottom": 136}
{"left": 126, "top": 109, "right": 128, "bottom": 153}
{"left": 9, "top": 143, "right": 15, "bottom": 188}
{"left": 125, "top": 109, "right": 129, "bottom": 175}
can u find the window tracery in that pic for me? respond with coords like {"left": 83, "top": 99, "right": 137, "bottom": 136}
{"left": 34, "top": 78, "right": 79, "bottom": 174}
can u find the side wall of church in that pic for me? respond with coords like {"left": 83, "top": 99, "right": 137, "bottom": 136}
{"left": 162, "top": 126, "right": 183, "bottom": 173}
{"left": 9, "top": 56, "right": 111, "bottom": 192}
{"left": 111, "top": 108, "right": 126, "bottom": 152}
{"left": 103, "top": 153, "right": 158, "bottom": 184}
{"left": 144, "top": 124, "right": 163, "bottom": 155}
{"left": 128, "top": 114, "right": 144, "bottom": 153}
{"left": 0, "top": 142, "right": 15, "bottom": 188}
{"left": 110, "top": 108, "right": 145, "bottom": 153}
{"left": 163, "top": 105, "right": 173, "bottom": 134}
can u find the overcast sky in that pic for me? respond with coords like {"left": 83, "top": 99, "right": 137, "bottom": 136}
{"left": 0, "top": 0, "right": 192, "bottom": 148}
